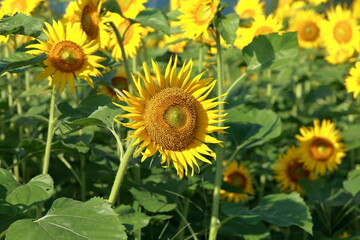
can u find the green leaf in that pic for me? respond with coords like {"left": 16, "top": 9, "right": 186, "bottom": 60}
{"left": 0, "top": 53, "right": 46, "bottom": 75}
{"left": 216, "top": 13, "right": 240, "bottom": 45}
{"left": 221, "top": 203, "right": 262, "bottom": 225}
{"left": 227, "top": 107, "right": 281, "bottom": 149}
{"left": 243, "top": 32, "right": 298, "bottom": 73}
{"left": 89, "top": 104, "right": 123, "bottom": 128}
{"left": 0, "top": 169, "right": 20, "bottom": 199}
{"left": 343, "top": 170, "right": 360, "bottom": 196}
{"left": 252, "top": 192, "right": 313, "bottom": 234}
{"left": 55, "top": 118, "right": 106, "bottom": 135}
{"left": 129, "top": 186, "right": 177, "bottom": 213}
{"left": 6, "top": 197, "right": 127, "bottom": 240}
{"left": 103, "top": 0, "right": 122, "bottom": 15}
{"left": 115, "top": 205, "right": 151, "bottom": 231}
{"left": 133, "top": 8, "right": 170, "bottom": 35}
{"left": 0, "top": 13, "right": 46, "bottom": 40}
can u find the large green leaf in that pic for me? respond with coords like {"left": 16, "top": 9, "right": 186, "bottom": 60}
{"left": 215, "top": 13, "right": 240, "bottom": 45}
{"left": 129, "top": 186, "right": 177, "bottom": 213}
{"left": 343, "top": 170, "right": 360, "bottom": 197}
{"left": 0, "top": 52, "right": 46, "bottom": 75}
{"left": 0, "top": 13, "right": 46, "bottom": 40}
{"left": 133, "top": 8, "right": 170, "bottom": 35}
{"left": 221, "top": 203, "right": 262, "bottom": 225}
{"left": 252, "top": 192, "right": 313, "bottom": 234}
{"left": 6, "top": 197, "right": 127, "bottom": 240}
{"left": 115, "top": 205, "right": 151, "bottom": 231}
{"left": 227, "top": 107, "right": 281, "bottom": 149}
{"left": 89, "top": 104, "right": 123, "bottom": 128}
{"left": 243, "top": 32, "right": 298, "bottom": 73}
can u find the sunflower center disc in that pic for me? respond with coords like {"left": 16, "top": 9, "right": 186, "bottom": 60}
{"left": 288, "top": 161, "right": 309, "bottom": 182}
{"left": 143, "top": 87, "right": 198, "bottom": 151}
{"left": 334, "top": 21, "right": 352, "bottom": 43}
{"left": 255, "top": 26, "right": 273, "bottom": 36}
{"left": 11, "top": 1, "right": 27, "bottom": 12}
{"left": 81, "top": 5, "right": 99, "bottom": 39}
{"left": 241, "top": 9, "right": 255, "bottom": 19}
{"left": 309, "top": 138, "right": 335, "bottom": 161}
{"left": 50, "top": 41, "right": 85, "bottom": 72}
{"left": 112, "top": 76, "right": 128, "bottom": 91}
{"left": 228, "top": 172, "right": 246, "bottom": 190}
{"left": 301, "top": 21, "right": 319, "bottom": 41}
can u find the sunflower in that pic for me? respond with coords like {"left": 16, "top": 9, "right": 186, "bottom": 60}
{"left": 170, "top": 0, "right": 182, "bottom": 11}
{"left": 353, "top": 0, "right": 360, "bottom": 19}
{"left": 344, "top": 62, "right": 360, "bottom": 99}
{"left": 116, "top": 0, "right": 147, "bottom": 18}
{"left": 72, "top": 0, "right": 110, "bottom": 49}
{"left": 160, "top": 33, "right": 187, "bottom": 53}
{"left": 274, "top": 0, "right": 305, "bottom": 21}
{"left": 274, "top": 146, "right": 316, "bottom": 194}
{"left": 325, "top": 45, "right": 354, "bottom": 65}
{"left": 307, "top": 0, "right": 328, "bottom": 5}
{"left": 234, "top": 0, "right": 265, "bottom": 19}
{"left": 296, "top": 119, "right": 346, "bottom": 176}
{"left": 234, "top": 14, "right": 282, "bottom": 50}
{"left": 108, "top": 12, "right": 143, "bottom": 61}
{"left": 114, "top": 56, "right": 227, "bottom": 178}
{"left": 1, "top": 0, "right": 43, "bottom": 15}
{"left": 97, "top": 67, "right": 128, "bottom": 101}
{"left": 178, "top": 0, "right": 219, "bottom": 39}
{"left": 289, "top": 9, "right": 324, "bottom": 48}
{"left": 220, "top": 161, "right": 254, "bottom": 203}
{"left": 26, "top": 20, "right": 105, "bottom": 93}
{"left": 321, "top": 5, "right": 360, "bottom": 53}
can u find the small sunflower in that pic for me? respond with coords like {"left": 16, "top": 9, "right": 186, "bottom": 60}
{"left": 62, "top": 1, "right": 79, "bottom": 24}
{"left": 345, "top": 62, "right": 360, "bottom": 99}
{"left": 108, "top": 12, "right": 143, "bottom": 61}
{"left": 73, "top": 0, "right": 110, "bottom": 49}
{"left": 220, "top": 161, "right": 254, "bottom": 203}
{"left": 274, "top": 146, "right": 316, "bottom": 194}
{"left": 97, "top": 67, "right": 128, "bottom": 101}
{"left": 1, "top": 0, "right": 43, "bottom": 15}
{"left": 321, "top": 5, "right": 360, "bottom": 52}
{"left": 114, "top": 56, "right": 227, "bottom": 178}
{"left": 274, "top": 0, "right": 305, "bottom": 21}
{"left": 26, "top": 20, "right": 105, "bottom": 93}
{"left": 116, "top": 0, "right": 147, "bottom": 18}
{"left": 289, "top": 9, "right": 324, "bottom": 48}
{"left": 160, "top": 33, "right": 187, "bottom": 53}
{"left": 296, "top": 119, "right": 346, "bottom": 176}
{"left": 234, "top": 0, "right": 265, "bottom": 19}
{"left": 234, "top": 14, "right": 282, "bottom": 49}
{"left": 178, "top": 0, "right": 219, "bottom": 39}
{"left": 324, "top": 45, "right": 354, "bottom": 65}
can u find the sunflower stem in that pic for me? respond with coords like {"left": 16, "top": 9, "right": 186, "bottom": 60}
{"left": 42, "top": 86, "right": 57, "bottom": 174}
{"left": 108, "top": 21, "right": 133, "bottom": 94}
{"left": 108, "top": 140, "right": 136, "bottom": 206}
{"left": 209, "top": 29, "right": 225, "bottom": 240}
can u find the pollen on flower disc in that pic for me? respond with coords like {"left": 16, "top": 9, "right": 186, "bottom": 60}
{"left": 49, "top": 40, "right": 85, "bottom": 72}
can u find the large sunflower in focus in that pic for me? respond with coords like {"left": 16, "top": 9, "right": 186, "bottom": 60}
{"left": 178, "top": 0, "right": 219, "bottom": 39}
{"left": 116, "top": 0, "right": 147, "bottom": 18}
{"left": 289, "top": 10, "right": 324, "bottom": 48}
{"left": 296, "top": 120, "right": 346, "bottom": 176}
{"left": 234, "top": 0, "right": 264, "bottom": 19}
{"left": 221, "top": 161, "right": 254, "bottom": 203}
{"left": 274, "top": 146, "right": 316, "bottom": 194}
{"left": 1, "top": 0, "right": 43, "bottom": 15}
{"left": 108, "top": 12, "right": 143, "bottom": 61}
{"left": 26, "top": 21, "right": 105, "bottom": 93}
{"left": 114, "top": 57, "right": 227, "bottom": 178}
{"left": 321, "top": 5, "right": 360, "bottom": 52}
{"left": 345, "top": 62, "right": 360, "bottom": 99}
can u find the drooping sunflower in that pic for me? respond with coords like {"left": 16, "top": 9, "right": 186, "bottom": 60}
{"left": 114, "top": 56, "right": 227, "bottom": 178}
{"left": 321, "top": 5, "right": 360, "bottom": 52}
{"left": 289, "top": 9, "right": 324, "bottom": 48}
{"left": 344, "top": 62, "right": 360, "bottom": 99}
{"left": 220, "top": 161, "right": 254, "bottom": 203}
{"left": 26, "top": 20, "right": 105, "bottom": 93}
{"left": 72, "top": 0, "right": 110, "bottom": 49}
{"left": 274, "top": 146, "right": 316, "bottom": 194}
{"left": 234, "top": 0, "right": 265, "bottom": 19}
{"left": 178, "top": 0, "right": 219, "bottom": 39}
{"left": 116, "top": 0, "right": 147, "bottom": 18}
{"left": 1, "top": 0, "right": 43, "bottom": 15}
{"left": 234, "top": 14, "right": 282, "bottom": 50}
{"left": 296, "top": 119, "right": 346, "bottom": 176}
{"left": 108, "top": 12, "right": 143, "bottom": 61}
{"left": 97, "top": 67, "right": 128, "bottom": 101}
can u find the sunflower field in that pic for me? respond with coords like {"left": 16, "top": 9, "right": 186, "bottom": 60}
{"left": 1, "top": 0, "right": 360, "bottom": 239}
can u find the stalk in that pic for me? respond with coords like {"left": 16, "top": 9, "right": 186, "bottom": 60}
{"left": 208, "top": 29, "right": 225, "bottom": 240}
{"left": 42, "top": 86, "right": 57, "bottom": 174}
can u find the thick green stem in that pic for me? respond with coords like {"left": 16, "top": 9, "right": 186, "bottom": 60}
{"left": 108, "top": 141, "right": 136, "bottom": 206}
{"left": 209, "top": 30, "right": 225, "bottom": 240}
{"left": 108, "top": 21, "right": 133, "bottom": 94}
{"left": 198, "top": 43, "right": 203, "bottom": 73}
{"left": 42, "top": 86, "right": 57, "bottom": 174}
